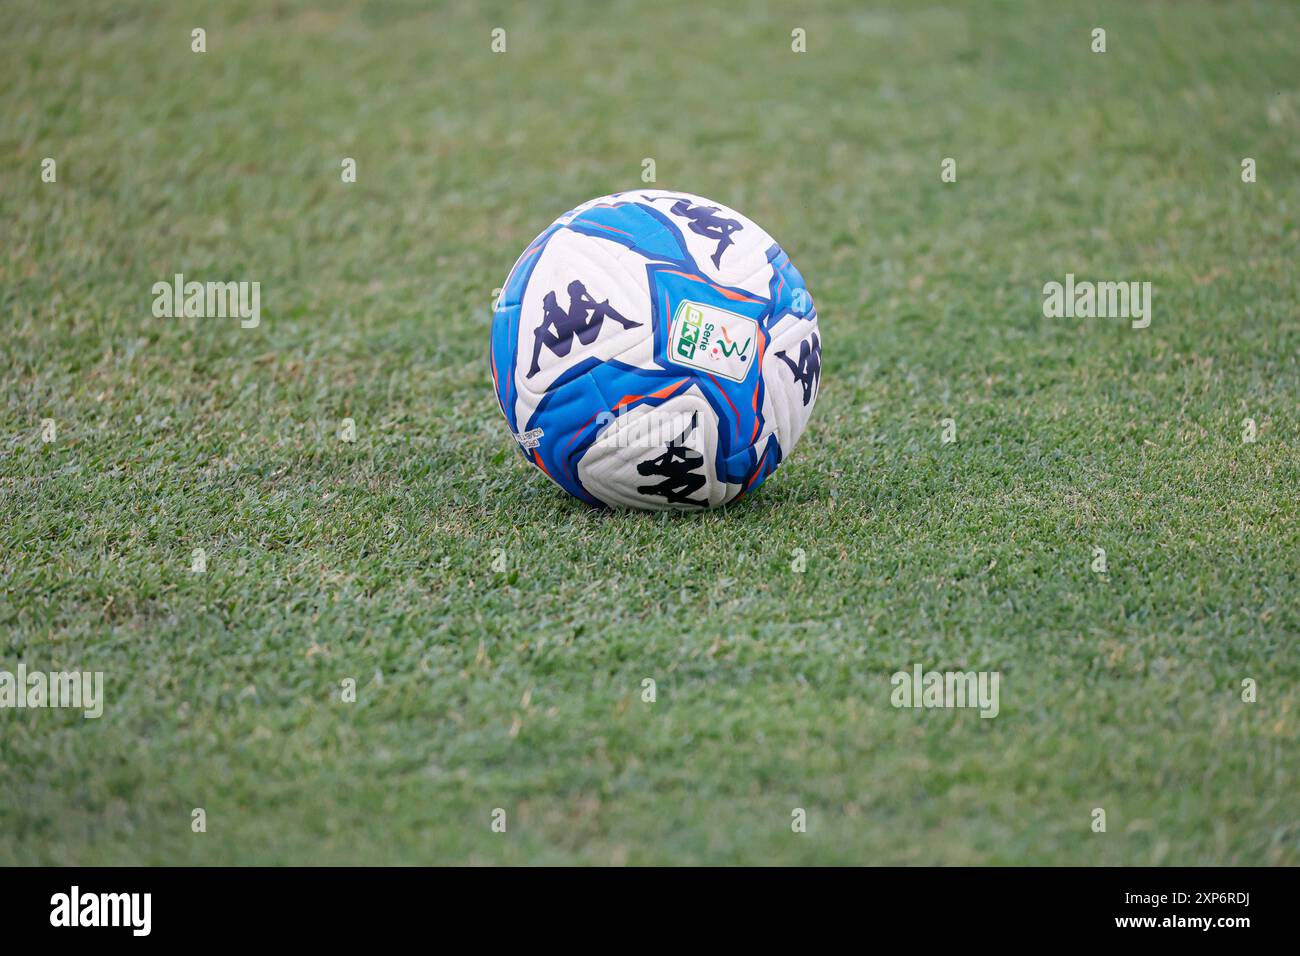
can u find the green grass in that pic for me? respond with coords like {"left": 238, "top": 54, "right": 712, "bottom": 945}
{"left": 2, "top": 0, "right": 1297, "bottom": 865}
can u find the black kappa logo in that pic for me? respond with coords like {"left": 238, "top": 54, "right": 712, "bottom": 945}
{"left": 648, "top": 196, "right": 744, "bottom": 268}
{"left": 526, "top": 279, "right": 641, "bottom": 378}
{"left": 774, "top": 332, "right": 821, "bottom": 405}
{"left": 636, "top": 412, "right": 708, "bottom": 507}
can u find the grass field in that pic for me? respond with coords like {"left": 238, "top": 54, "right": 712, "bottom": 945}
{"left": 2, "top": 0, "right": 1297, "bottom": 865}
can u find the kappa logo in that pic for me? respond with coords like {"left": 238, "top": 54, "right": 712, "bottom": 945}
{"left": 526, "top": 279, "right": 641, "bottom": 378}
{"left": 774, "top": 331, "right": 821, "bottom": 405}
{"left": 669, "top": 199, "right": 742, "bottom": 267}
{"left": 637, "top": 412, "right": 707, "bottom": 507}
{"left": 668, "top": 301, "right": 758, "bottom": 383}
{"left": 645, "top": 196, "right": 744, "bottom": 267}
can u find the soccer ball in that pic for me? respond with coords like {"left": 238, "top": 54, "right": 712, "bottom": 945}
{"left": 489, "top": 190, "right": 821, "bottom": 510}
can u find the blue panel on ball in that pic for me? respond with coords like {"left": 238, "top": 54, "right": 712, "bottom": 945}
{"left": 765, "top": 243, "right": 817, "bottom": 330}
{"left": 566, "top": 201, "right": 690, "bottom": 264}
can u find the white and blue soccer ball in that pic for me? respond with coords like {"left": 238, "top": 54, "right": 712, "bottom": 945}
{"left": 490, "top": 190, "right": 821, "bottom": 510}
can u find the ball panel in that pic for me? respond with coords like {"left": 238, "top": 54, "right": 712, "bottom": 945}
{"left": 512, "top": 229, "right": 654, "bottom": 410}
{"left": 577, "top": 389, "right": 726, "bottom": 510}
{"left": 629, "top": 190, "right": 777, "bottom": 297}
{"left": 520, "top": 371, "right": 611, "bottom": 507}
{"left": 762, "top": 316, "right": 822, "bottom": 456}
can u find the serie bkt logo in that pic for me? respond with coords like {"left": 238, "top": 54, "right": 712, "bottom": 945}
{"left": 669, "top": 301, "right": 757, "bottom": 383}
